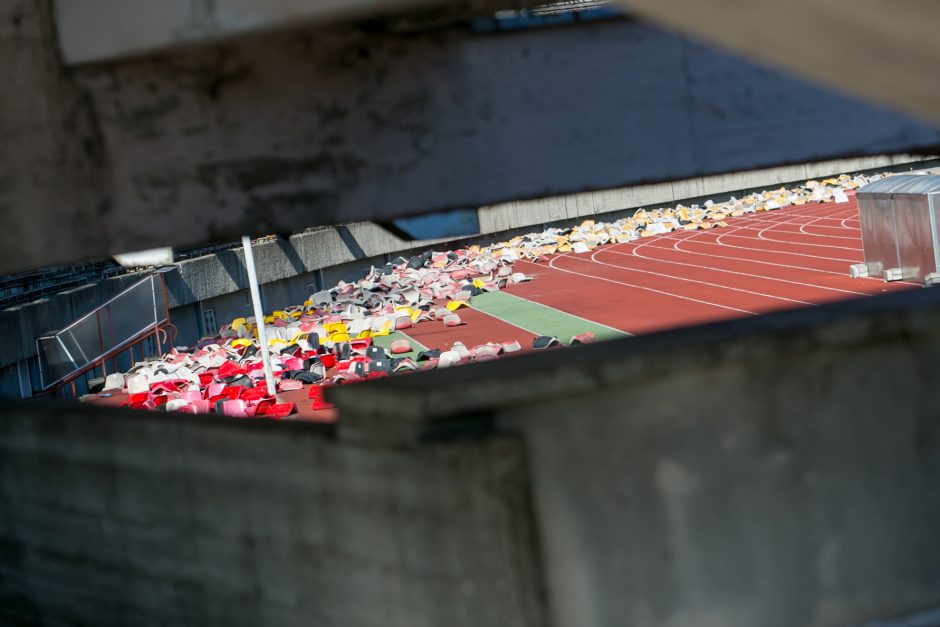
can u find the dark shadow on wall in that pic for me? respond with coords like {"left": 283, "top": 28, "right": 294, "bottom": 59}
{"left": 162, "top": 268, "right": 197, "bottom": 308}
{"left": 336, "top": 225, "right": 367, "bottom": 260}
{"left": 275, "top": 237, "right": 306, "bottom": 275}
{"left": 217, "top": 249, "right": 247, "bottom": 289}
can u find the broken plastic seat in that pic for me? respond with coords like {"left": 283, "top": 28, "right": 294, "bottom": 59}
{"left": 308, "top": 385, "right": 335, "bottom": 410}
{"left": 126, "top": 375, "right": 149, "bottom": 395}
{"left": 532, "top": 336, "right": 561, "bottom": 350}
{"left": 391, "top": 357, "right": 419, "bottom": 373}
{"left": 333, "top": 371, "right": 363, "bottom": 384}
{"left": 278, "top": 379, "right": 304, "bottom": 392}
{"left": 570, "top": 332, "right": 596, "bottom": 345}
{"left": 221, "top": 399, "right": 255, "bottom": 418}
{"left": 102, "top": 373, "right": 125, "bottom": 392}
{"left": 443, "top": 313, "right": 464, "bottom": 327}
{"left": 451, "top": 341, "right": 470, "bottom": 360}
{"left": 239, "top": 387, "right": 268, "bottom": 402}
{"left": 366, "top": 346, "right": 386, "bottom": 360}
{"left": 394, "top": 316, "right": 413, "bottom": 330}
{"left": 501, "top": 340, "right": 522, "bottom": 353}
{"left": 437, "top": 351, "right": 461, "bottom": 368}
{"left": 416, "top": 349, "right": 441, "bottom": 362}
{"left": 471, "top": 344, "right": 501, "bottom": 359}
{"left": 390, "top": 339, "right": 413, "bottom": 354}
{"left": 368, "top": 358, "right": 392, "bottom": 374}
{"left": 255, "top": 402, "right": 296, "bottom": 419}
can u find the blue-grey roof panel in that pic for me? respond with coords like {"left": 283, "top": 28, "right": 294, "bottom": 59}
{"left": 858, "top": 174, "right": 940, "bottom": 195}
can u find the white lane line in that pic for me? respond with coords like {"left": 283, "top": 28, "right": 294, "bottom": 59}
{"left": 608, "top": 239, "right": 871, "bottom": 297}
{"left": 607, "top": 216, "right": 854, "bottom": 275}
{"left": 543, "top": 254, "right": 758, "bottom": 315}
{"left": 713, "top": 218, "right": 861, "bottom": 263}
{"left": 756, "top": 217, "right": 863, "bottom": 251}
{"left": 668, "top": 237, "right": 849, "bottom": 275}
{"left": 586, "top": 248, "right": 815, "bottom": 306}
{"left": 714, "top": 210, "right": 864, "bottom": 250}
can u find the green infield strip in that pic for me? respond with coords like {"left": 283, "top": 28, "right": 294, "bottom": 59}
{"left": 471, "top": 291, "right": 630, "bottom": 342}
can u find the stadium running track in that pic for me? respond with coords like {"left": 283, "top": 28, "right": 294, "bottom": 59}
{"left": 88, "top": 194, "right": 918, "bottom": 421}
{"left": 397, "top": 193, "right": 914, "bottom": 351}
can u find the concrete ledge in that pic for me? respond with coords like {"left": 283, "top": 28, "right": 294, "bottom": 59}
{"left": 332, "top": 283, "right": 940, "bottom": 627}
{"left": 0, "top": 402, "right": 545, "bottom": 626}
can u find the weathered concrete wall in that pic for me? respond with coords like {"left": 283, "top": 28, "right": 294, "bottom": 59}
{"left": 55, "top": 0, "right": 545, "bottom": 65}
{"left": 626, "top": 0, "right": 940, "bottom": 129}
{"left": 0, "top": 0, "right": 110, "bottom": 271}
{"left": 335, "top": 286, "right": 940, "bottom": 627}
{"left": 2, "top": 1, "right": 940, "bottom": 272}
{"left": 0, "top": 406, "right": 546, "bottom": 627}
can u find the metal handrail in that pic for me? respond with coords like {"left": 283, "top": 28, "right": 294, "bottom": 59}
{"left": 32, "top": 324, "right": 171, "bottom": 399}
{"left": 34, "top": 271, "right": 172, "bottom": 396}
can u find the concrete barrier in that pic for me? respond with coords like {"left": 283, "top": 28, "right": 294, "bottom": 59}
{"left": 0, "top": 406, "right": 545, "bottom": 627}
{"left": 335, "top": 286, "right": 940, "bottom": 627}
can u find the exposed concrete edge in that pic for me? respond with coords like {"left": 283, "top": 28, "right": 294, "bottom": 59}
{"left": 856, "top": 605, "right": 940, "bottom": 627}
{"left": 1, "top": 154, "right": 935, "bottom": 371}
{"left": 333, "top": 285, "right": 940, "bottom": 443}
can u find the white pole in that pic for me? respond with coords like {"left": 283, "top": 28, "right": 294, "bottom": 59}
{"left": 241, "top": 236, "right": 277, "bottom": 397}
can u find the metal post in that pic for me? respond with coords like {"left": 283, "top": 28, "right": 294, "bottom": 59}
{"left": 241, "top": 236, "right": 277, "bottom": 397}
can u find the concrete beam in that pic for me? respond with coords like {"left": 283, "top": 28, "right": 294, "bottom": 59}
{"left": 626, "top": 0, "right": 940, "bottom": 127}
{"left": 0, "top": 406, "right": 545, "bottom": 626}
{"left": 54, "top": 0, "right": 546, "bottom": 65}
{"left": 2, "top": 8, "right": 940, "bottom": 273}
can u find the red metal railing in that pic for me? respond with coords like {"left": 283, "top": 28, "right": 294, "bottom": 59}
{"left": 34, "top": 271, "right": 175, "bottom": 399}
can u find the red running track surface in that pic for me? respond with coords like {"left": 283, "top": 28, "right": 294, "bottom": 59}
{"left": 401, "top": 305, "right": 538, "bottom": 352}
{"left": 505, "top": 196, "right": 915, "bottom": 335}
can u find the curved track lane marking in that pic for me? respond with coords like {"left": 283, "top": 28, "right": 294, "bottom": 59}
{"left": 649, "top": 229, "right": 852, "bottom": 276}
{"left": 587, "top": 248, "right": 815, "bottom": 306}
{"left": 726, "top": 215, "right": 864, "bottom": 251}
{"left": 638, "top": 202, "right": 919, "bottom": 287}
{"left": 714, "top": 226, "right": 860, "bottom": 263}
{"left": 607, "top": 240, "right": 871, "bottom": 297}
{"left": 545, "top": 254, "right": 758, "bottom": 315}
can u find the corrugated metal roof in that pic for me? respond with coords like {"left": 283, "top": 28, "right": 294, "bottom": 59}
{"left": 858, "top": 174, "right": 940, "bottom": 195}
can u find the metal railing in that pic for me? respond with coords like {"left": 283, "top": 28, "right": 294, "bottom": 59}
{"left": 34, "top": 271, "right": 173, "bottom": 397}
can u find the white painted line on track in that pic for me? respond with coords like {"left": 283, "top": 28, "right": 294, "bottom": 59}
{"left": 543, "top": 255, "right": 758, "bottom": 315}
{"left": 605, "top": 240, "right": 871, "bottom": 297}
{"left": 586, "top": 248, "right": 815, "bottom": 305}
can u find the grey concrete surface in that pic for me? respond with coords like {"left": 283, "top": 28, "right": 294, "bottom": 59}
{"left": 0, "top": 406, "right": 546, "bottom": 627}
{"left": 334, "top": 285, "right": 940, "bottom": 627}
{"left": 626, "top": 0, "right": 940, "bottom": 127}
{"left": 2, "top": 2, "right": 940, "bottom": 272}
{"left": 55, "top": 0, "right": 546, "bottom": 65}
